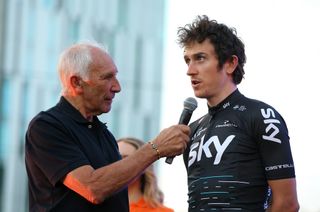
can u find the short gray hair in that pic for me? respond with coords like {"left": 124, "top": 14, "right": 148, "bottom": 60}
{"left": 57, "top": 41, "right": 107, "bottom": 94}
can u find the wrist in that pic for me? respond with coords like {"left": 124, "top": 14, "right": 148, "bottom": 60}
{"left": 148, "top": 141, "right": 161, "bottom": 160}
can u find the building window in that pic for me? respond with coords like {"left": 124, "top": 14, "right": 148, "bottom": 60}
{"left": 133, "top": 37, "right": 143, "bottom": 109}
{"left": 117, "top": 0, "right": 128, "bottom": 30}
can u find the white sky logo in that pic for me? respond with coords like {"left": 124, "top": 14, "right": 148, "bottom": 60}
{"left": 260, "top": 108, "right": 281, "bottom": 144}
{"left": 188, "top": 135, "right": 235, "bottom": 167}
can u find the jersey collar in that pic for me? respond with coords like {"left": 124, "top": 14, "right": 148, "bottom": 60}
{"left": 208, "top": 89, "right": 242, "bottom": 116}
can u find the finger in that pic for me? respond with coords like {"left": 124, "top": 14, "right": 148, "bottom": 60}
{"left": 183, "top": 132, "right": 190, "bottom": 143}
{"left": 175, "top": 124, "right": 190, "bottom": 133}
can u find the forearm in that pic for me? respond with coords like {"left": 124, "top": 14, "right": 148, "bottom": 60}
{"left": 268, "top": 201, "right": 299, "bottom": 212}
{"left": 91, "top": 144, "right": 157, "bottom": 198}
{"left": 267, "top": 178, "right": 299, "bottom": 212}
{"left": 64, "top": 143, "right": 158, "bottom": 204}
{"left": 63, "top": 124, "right": 189, "bottom": 204}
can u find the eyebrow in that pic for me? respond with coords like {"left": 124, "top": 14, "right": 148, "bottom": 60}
{"left": 184, "top": 52, "right": 206, "bottom": 60}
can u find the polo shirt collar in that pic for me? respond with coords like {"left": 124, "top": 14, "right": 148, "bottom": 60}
{"left": 57, "top": 96, "right": 97, "bottom": 124}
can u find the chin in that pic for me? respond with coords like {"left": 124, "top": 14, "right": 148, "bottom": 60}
{"left": 102, "top": 108, "right": 111, "bottom": 113}
{"left": 194, "top": 91, "right": 205, "bottom": 99}
{"left": 105, "top": 106, "right": 112, "bottom": 113}
{"left": 101, "top": 103, "right": 112, "bottom": 112}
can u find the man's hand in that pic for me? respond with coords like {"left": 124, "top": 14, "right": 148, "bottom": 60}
{"left": 151, "top": 124, "right": 190, "bottom": 158}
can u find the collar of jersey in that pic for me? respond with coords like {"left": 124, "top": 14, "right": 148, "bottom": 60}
{"left": 208, "top": 89, "right": 241, "bottom": 116}
{"left": 57, "top": 96, "right": 100, "bottom": 125}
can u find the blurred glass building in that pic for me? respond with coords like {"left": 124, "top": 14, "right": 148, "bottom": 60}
{"left": 0, "top": 0, "right": 166, "bottom": 211}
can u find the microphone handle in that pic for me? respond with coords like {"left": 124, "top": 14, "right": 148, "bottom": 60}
{"left": 165, "top": 109, "right": 192, "bottom": 164}
{"left": 165, "top": 156, "right": 174, "bottom": 164}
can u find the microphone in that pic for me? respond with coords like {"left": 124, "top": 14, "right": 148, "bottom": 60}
{"left": 165, "top": 97, "right": 198, "bottom": 164}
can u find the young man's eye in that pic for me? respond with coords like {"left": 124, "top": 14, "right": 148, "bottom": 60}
{"left": 196, "top": 55, "right": 205, "bottom": 61}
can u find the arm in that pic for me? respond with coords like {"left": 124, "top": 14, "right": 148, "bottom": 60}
{"left": 254, "top": 106, "right": 299, "bottom": 211}
{"left": 267, "top": 178, "right": 299, "bottom": 212}
{"left": 63, "top": 124, "right": 190, "bottom": 204}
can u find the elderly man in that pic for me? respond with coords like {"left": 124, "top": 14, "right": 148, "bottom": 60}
{"left": 25, "top": 42, "right": 190, "bottom": 212}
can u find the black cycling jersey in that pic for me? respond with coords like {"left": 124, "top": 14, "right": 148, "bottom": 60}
{"left": 183, "top": 89, "right": 295, "bottom": 211}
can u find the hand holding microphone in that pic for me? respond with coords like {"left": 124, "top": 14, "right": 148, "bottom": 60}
{"left": 165, "top": 97, "right": 198, "bottom": 164}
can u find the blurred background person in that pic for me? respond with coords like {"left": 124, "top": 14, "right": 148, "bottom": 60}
{"left": 118, "top": 137, "right": 174, "bottom": 212}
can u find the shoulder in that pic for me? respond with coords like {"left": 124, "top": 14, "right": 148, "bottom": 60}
{"left": 237, "top": 94, "right": 284, "bottom": 120}
{"left": 28, "top": 106, "right": 60, "bottom": 127}
{"left": 237, "top": 94, "right": 289, "bottom": 141}
{"left": 189, "top": 113, "right": 210, "bottom": 129}
{"left": 130, "top": 198, "right": 174, "bottom": 212}
{"left": 26, "top": 104, "right": 68, "bottom": 140}
{"left": 238, "top": 94, "right": 273, "bottom": 110}
{"left": 161, "top": 207, "right": 174, "bottom": 212}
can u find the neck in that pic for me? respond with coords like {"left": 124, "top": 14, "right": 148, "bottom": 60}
{"left": 63, "top": 95, "right": 93, "bottom": 121}
{"left": 207, "top": 84, "right": 237, "bottom": 107}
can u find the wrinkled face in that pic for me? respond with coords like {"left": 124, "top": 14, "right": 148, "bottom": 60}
{"left": 81, "top": 48, "right": 121, "bottom": 116}
{"left": 183, "top": 39, "right": 235, "bottom": 106}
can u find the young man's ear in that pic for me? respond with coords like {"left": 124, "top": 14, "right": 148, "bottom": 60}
{"left": 225, "top": 55, "right": 238, "bottom": 74}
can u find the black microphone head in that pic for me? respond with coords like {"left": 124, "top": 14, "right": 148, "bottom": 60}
{"left": 184, "top": 97, "right": 198, "bottom": 112}
{"left": 166, "top": 97, "right": 198, "bottom": 164}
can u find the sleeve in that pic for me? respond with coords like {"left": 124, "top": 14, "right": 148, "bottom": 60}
{"left": 25, "top": 113, "right": 90, "bottom": 185}
{"left": 253, "top": 105, "right": 296, "bottom": 180}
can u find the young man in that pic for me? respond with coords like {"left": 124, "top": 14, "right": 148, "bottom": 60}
{"left": 25, "top": 42, "right": 190, "bottom": 212}
{"left": 179, "top": 15, "right": 299, "bottom": 211}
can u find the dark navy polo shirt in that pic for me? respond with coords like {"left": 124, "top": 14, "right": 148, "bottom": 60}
{"left": 25, "top": 96, "right": 129, "bottom": 212}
